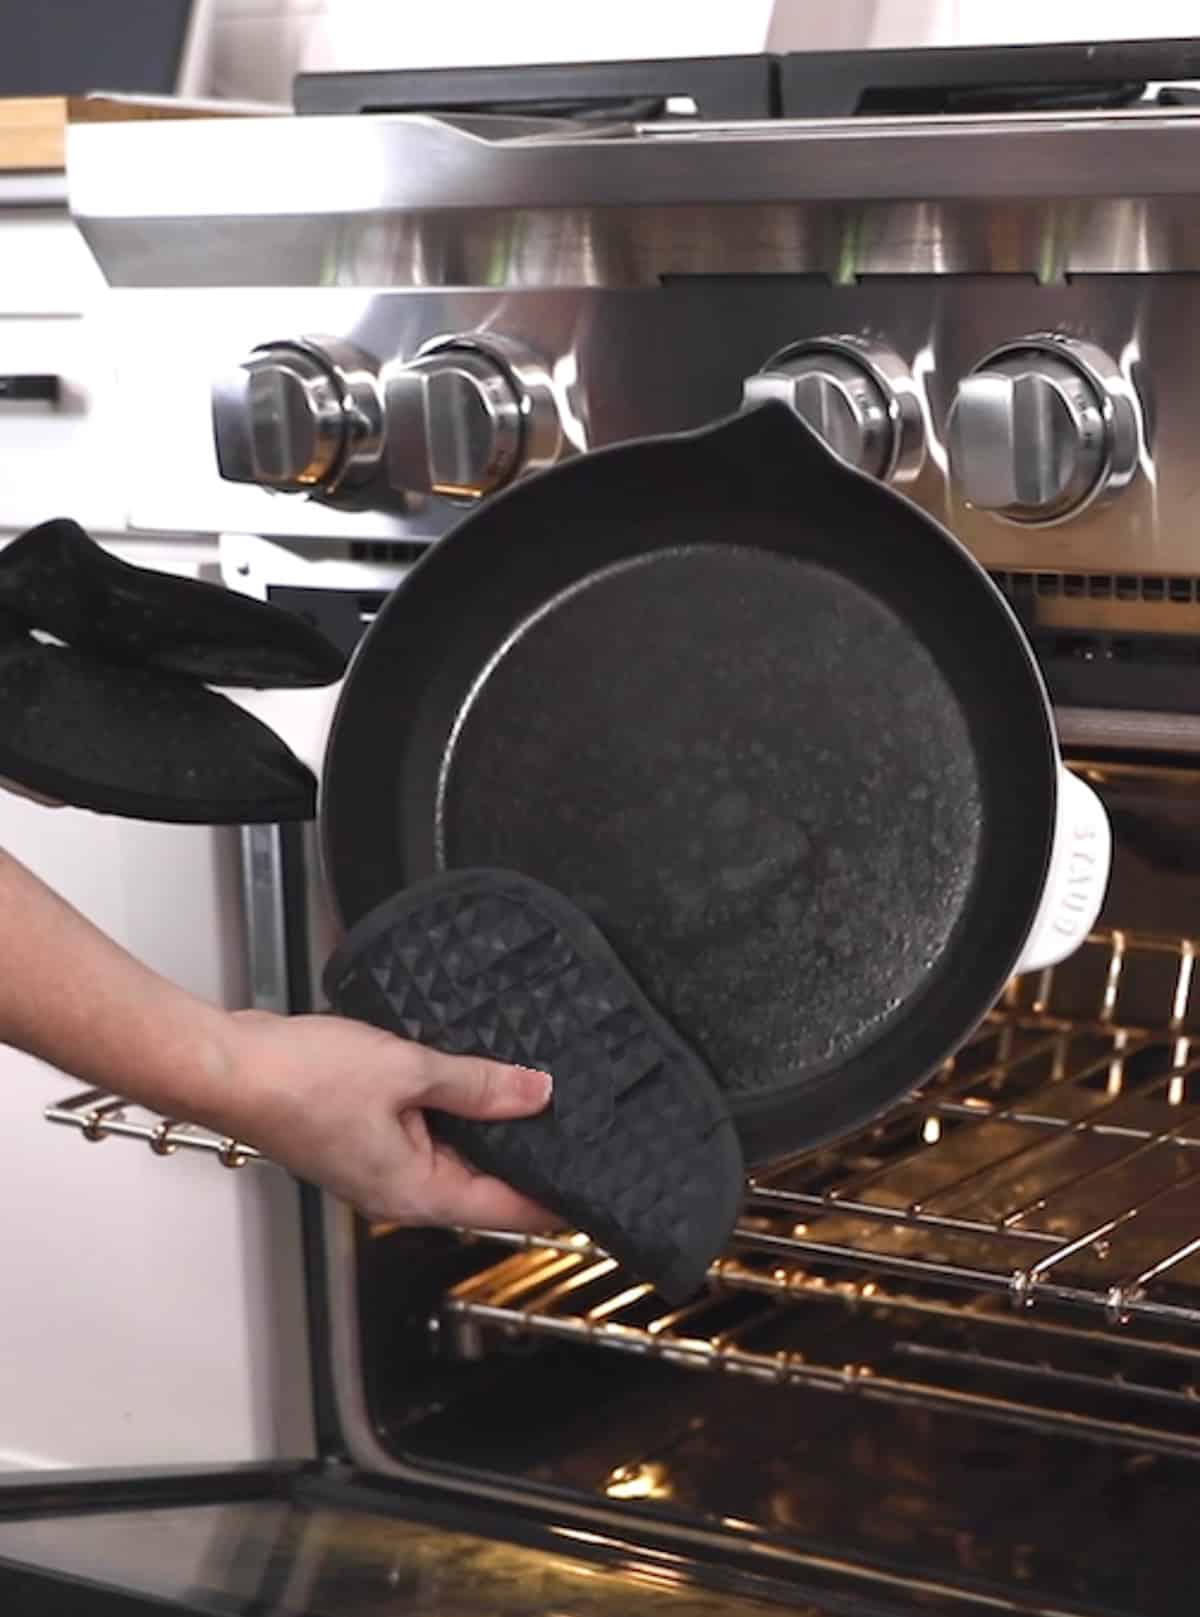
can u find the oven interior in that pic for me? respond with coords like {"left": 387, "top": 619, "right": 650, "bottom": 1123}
{"left": 334, "top": 758, "right": 1200, "bottom": 1610}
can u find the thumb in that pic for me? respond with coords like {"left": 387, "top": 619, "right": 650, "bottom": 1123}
{"left": 418, "top": 1051, "right": 553, "bottom": 1121}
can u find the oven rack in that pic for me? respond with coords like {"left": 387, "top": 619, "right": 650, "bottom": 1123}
{"left": 441, "top": 919, "right": 1200, "bottom": 1458}
{"left": 43, "top": 1087, "right": 261, "bottom": 1166}
{"left": 438, "top": 1237, "right": 1200, "bottom": 1459}
{"left": 437, "top": 930, "right": 1200, "bottom": 1339}
{"left": 430, "top": 929, "right": 1200, "bottom": 1440}
{"left": 718, "top": 928, "right": 1200, "bottom": 1333}
{"left": 45, "top": 928, "right": 1200, "bottom": 1342}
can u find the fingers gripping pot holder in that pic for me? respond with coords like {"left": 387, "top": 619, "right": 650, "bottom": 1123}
{"left": 0, "top": 520, "right": 346, "bottom": 822}
{"left": 323, "top": 869, "right": 746, "bottom": 1303}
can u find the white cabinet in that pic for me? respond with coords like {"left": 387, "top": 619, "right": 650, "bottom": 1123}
{"left": 0, "top": 309, "right": 127, "bottom": 536}
{"left": 0, "top": 799, "right": 313, "bottom": 1470}
{"left": 0, "top": 209, "right": 104, "bottom": 316}
{"left": 0, "top": 537, "right": 313, "bottom": 1470}
{"left": 0, "top": 208, "right": 130, "bottom": 539}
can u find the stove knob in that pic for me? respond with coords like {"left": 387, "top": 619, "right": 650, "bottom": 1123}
{"left": 212, "top": 337, "right": 383, "bottom": 496}
{"left": 948, "top": 336, "right": 1138, "bottom": 523}
{"left": 742, "top": 336, "right": 924, "bottom": 483}
{"left": 384, "top": 336, "right": 562, "bottom": 501}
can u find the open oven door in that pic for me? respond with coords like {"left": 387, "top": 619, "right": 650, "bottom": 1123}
{"left": 0, "top": 1461, "right": 1021, "bottom": 1617}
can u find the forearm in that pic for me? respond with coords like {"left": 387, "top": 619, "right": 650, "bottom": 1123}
{"left": 0, "top": 847, "right": 242, "bottom": 1129}
{"left": 0, "top": 845, "right": 552, "bottom": 1230}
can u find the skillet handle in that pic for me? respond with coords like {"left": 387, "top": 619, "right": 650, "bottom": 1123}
{"left": 221, "top": 682, "right": 340, "bottom": 784}
{"left": 1015, "top": 768, "right": 1112, "bottom": 975}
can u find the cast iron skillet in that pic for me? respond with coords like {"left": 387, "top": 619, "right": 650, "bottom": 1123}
{"left": 321, "top": 402, "right": 1057, "bottom": 1167}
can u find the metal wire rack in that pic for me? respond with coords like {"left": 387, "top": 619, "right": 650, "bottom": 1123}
{"left": 427, "top": 928, "right": 1200, "bottom": 1453}
{"left": 43, "top": 1087, "right": 260, "bottom": 1166}
{"left": 438, "top": 1233, "right": 1200, "bottom": 1457}
{"left": 728, "top": 925, "right": 1200, "bottom": 1332}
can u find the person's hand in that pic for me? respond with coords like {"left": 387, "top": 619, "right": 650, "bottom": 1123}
{"left": 221, "top": 1009, "right": 555, "bottom": 1231}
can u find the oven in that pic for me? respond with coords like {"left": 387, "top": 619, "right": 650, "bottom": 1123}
{"left": 10, "top": 42, "right": 1200, "bottom": 1617}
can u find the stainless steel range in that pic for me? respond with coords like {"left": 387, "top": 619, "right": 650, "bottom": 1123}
{"left": 21, "top": 42, "right": 1200, "bottom": 1617}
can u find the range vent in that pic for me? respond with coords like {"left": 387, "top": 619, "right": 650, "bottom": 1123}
{"left": 992, "top": 572, "right": 1200, "bottom": 605}
{"left": 348, "top": 540, "right": 427, "bottom": 565}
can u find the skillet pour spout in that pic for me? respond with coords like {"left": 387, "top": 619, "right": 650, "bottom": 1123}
{"left": 318, "top": 399, "right": 1107, "bottom": 1166}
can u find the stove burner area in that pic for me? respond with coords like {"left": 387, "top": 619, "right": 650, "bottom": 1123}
{"left": 294, "top": 54, "right": 777, "bottom": 121}
{"left": 295, "top": 38, "right": 1200, "bottom": 122}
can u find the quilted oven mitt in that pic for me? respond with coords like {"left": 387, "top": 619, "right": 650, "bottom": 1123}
{"left": 324, "top": 868, "right": 746, "bottom": 1303}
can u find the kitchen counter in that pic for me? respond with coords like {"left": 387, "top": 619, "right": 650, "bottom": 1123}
{"left": 0, "top": 93, "right": 271, "bottom": 177}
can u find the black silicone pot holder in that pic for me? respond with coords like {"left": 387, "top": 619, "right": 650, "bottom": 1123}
{"left": 323, "top": 869, "right": 745, "bottom": 1303}
{"left": 0, "top": 518, "right": 345, "bottom": 687}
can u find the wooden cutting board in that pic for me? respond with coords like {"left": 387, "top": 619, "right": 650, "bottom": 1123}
{"left": 0, "top": 95, "right": 272, "bottom": 173}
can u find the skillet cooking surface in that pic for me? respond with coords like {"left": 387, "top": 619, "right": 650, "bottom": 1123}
{"left": 322, "top": 406, "right": 1056, "bottom": 1165}
{"left": 440, "top": 544, "right": 982, "bottom": 1098}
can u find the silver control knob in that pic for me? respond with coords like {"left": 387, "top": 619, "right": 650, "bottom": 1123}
{"left": 384, "top": 335, "right": 562, "bottom": 501}
{"left": 212, "top": 337, "right": 383, "bottom": 496}
{"left": 948, "top": 335, "right": 1139, "bottom": 523}
{"left": 742, "top": 336, "right": 924, "bottom": 483}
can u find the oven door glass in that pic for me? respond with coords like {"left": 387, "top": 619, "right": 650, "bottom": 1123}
{"left": 0, "top": 1468, "right": 1012, "bottom": 1617}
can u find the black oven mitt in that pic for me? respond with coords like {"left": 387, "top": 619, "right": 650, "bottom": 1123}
{"left": 323, "top": 868, "right": 745, "bottom": 1304}
{"left": 0, "top": 608, "right": 317, "bottom": 823}
{"left": 0, "top": 518, "right": 346, "bottom": 687}
{"left": 0, "top": 518, "right": 346, "bottom": 822}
